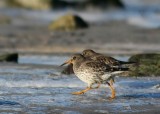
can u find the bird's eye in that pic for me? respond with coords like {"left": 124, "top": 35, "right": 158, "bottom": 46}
{"left": 73, "top": 56, "right": 76, "bottom": 60}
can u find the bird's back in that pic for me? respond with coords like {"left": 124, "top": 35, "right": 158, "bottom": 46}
{"left": 74, "top": 60, "right": 109, "bottom": 75}
{"left": 90, "top": 54, "right": 120, "bottom": 66}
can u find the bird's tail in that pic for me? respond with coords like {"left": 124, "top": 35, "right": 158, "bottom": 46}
{"left": 118, "top": 60, "right": 136, "bottom": 65}
{"left": 102, "top": 70, "right": 127, "bottom": 81}
{"left": 111, "top": 67, "right": 130, "bottom": 72}
{"left": 110, "top": 71, "right": 126, "bottom": 76}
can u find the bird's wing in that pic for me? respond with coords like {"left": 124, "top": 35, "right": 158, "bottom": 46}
{"left": 81, "top": 60, "right": 128, "bottom": 82}
{"left": 91, "top": 55, "right": 120, "bottom": 65}
{"left": 96, "top": 55, "right": 136, "bottom": 65}
{"left": 83, "top": 60, "right": 111, "bottom": 73}
{"left": 107, "top": 56, "right": 121, "bottom": 65}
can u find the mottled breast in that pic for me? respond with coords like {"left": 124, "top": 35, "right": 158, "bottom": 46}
{"left": 73, "top": 60, "right": 110, "bottom": 84}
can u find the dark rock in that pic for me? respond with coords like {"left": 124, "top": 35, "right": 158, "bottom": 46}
{"left": 129, "top": 53, "right": 160, "bottom": 62}
{"left": 61, "top": 64, "right": 74, "bottom": 75}
{"left": 51, "top": 0, "right": 124, "bottom": 9}
{"left": 85, "top": 0, "right": 124, "bottom": 8}
{"left": 4, "top": 0, "right": 124, "bottom": 10}
{"left": 49, "top": 14, "right": 88, "bottom": 31}
{"left": 0, "top": 53, "right": 18, "bottom": 63}
{"left": 128, "top": 53, "right": 160, "bottom": 76}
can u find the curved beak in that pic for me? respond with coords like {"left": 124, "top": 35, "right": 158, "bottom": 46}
{"left": 60, "top": 59, "right": 72, "bottom": 66}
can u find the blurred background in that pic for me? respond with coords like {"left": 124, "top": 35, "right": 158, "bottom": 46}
{"left": 0, "top": 0, "right": 160, "bottom": 55}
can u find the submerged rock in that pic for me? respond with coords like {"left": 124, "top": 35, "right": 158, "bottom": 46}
{"left": 49, "top": 14, "right": 88, "bottom": 31}
{"left": 61, "top": 64, "right": 74, "bottom": 75}
{"left": 0, "top": 53, "right": 18, "bottom": 63}
{"left": 128, "top": 53, "right": 160, "bottom": 76}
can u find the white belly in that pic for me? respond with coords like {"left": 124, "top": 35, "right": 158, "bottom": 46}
{"left": 74, "top": 71, "right": 96, "bottom": 85}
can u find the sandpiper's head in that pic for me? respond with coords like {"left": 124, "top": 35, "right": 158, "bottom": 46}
{"left": 82, "top": 49, "right": 96, "bottom": 58}
{"left": 61, "top": 54, "right": 85, "bottom": 66}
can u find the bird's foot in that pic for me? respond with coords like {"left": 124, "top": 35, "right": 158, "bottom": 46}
{"left": 108, "top": 96, "right": 115, "bottom": 101}
{"left": 71, "top": 87, "right": 91, "bottom": 95}
{"left": 107, "top": 83, "right": 116, "bottom": 100}
{"left": 109, "top": 79, "right": 114, "bottom": 86}
{"left": 71, "top": 91, "right": 84, "bottom": 95}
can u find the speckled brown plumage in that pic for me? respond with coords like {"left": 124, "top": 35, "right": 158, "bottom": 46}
{"left": 82, "top": 49, "right": 135, "bottom": 66}
{"left": 82, "top": 49, "right": 134, "bottom": 85}
{"left": 61, "top": 54, "right": 129, "bottom": 99}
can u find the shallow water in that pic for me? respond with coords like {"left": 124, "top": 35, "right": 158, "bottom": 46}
{"left": 0, "top": 55, "right": 160, "bottom": 113}
{"left": 19, "top": 55, "right": 70, "bottom": 65}
{"left": 19, "top": 55, "right": 129, "bottom": 65}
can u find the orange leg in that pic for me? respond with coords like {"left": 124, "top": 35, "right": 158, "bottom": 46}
{"left": 72, "top": 87, "right": 91, "bottom": 95}
{"left": 109, "top": 78, "right": 115, "bottom": 86}
{"left": 107, "top": 82, "right": 116, "bottom": 99}
{"left": 72, "top": 83, "right": 101, "bottom": 95}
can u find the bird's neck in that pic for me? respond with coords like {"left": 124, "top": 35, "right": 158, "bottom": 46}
{"left": 73, "top": 59, "right": 85, "bottom": 70}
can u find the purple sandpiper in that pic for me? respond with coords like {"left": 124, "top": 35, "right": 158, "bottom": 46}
{"left": 61, "top": 54, "right": 129, "bottom": 99}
